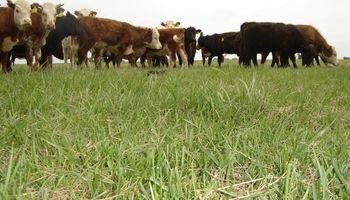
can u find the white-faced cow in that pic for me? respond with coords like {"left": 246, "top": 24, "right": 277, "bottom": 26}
{"left": 0, "top": 0, "right": 32, "bottom": 73}
{"left": 17, "top": 3, "right": 64, "bottom": 71}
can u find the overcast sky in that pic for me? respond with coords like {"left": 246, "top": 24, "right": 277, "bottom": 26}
{"left": 32, "top": 0, "right": 350, "bottom": 58}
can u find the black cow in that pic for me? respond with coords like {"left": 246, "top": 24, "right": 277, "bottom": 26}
{"left": 240, "top": 22, "right": 315, "bottom": 67}
{"left": 7, "top": 12, "right": 83, "bottom": 70}
{"left": 40, "top": 12, "right": 84, "bottom": 67}
{"left": 197, "top": 32, "right": 240, "bottom": 66}
{"left": 178, "top": 27, "right": 201, "bottom": 66}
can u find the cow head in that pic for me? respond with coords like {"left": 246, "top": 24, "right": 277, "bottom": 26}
{"left": 145, "top": 28, "right": 162, "bottom": 50}
{"left": 74, "top": 8, "right": 97, "bottom": 17}
{"left": 320, "top": 46, "right": 339, "bottom": 66}
{"left": 7, "top": 0, "right": 32, "bottom": 29}
{"left": 56, "top": 6, "right": 65, "bottom": 17}
{"left": 197, "top": 32, "right": 204, "bottom": 50}
{"left": 301, "top": 44, "right": 318, "bottom": 66}
{"left": 160, "top": 20, "right": 181, "bottom": 28}
{"left": 185, "top": 27, "right": 202, "bottom": 44}
{"left": 41, "top": 3, "right": 63, "bottom": 30}
{"left": 55, "top": 12, "right": 84, "bottom": 37}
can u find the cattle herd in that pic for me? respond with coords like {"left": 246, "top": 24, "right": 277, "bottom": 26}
{"left": 0, "top": 0, "right": 339, "bottom": 74}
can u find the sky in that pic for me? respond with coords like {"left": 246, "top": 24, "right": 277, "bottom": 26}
{"left": 22, "top": 0, "right": 350, "bottom": 58}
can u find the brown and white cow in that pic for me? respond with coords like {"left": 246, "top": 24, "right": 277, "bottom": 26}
{"left": 141, "top": 28, "right": 188, "bottom": 68}
{"left": 0, "top": 0, "right": 32, "bottom": 73}
{"left": 62, "top": 8, "right": 97, "bottom": 66}
{"left": 76, "top": 16, "right": 162, "bottom": 67}
{"left": 296, "top": 24, "right": 338, "bottom": 66}
{"left": 19, "top": 3, "right": 64, "bottom": 71}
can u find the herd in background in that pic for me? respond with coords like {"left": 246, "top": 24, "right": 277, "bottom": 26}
{"left": 0, "top": 0, "right": 339, "bottom": 74}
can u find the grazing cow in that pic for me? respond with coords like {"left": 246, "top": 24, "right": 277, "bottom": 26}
{"left": 197, "top": 32, "right": 240, "bottom": 66}
{"left": 178, "top": 27, "right": 202, "bottom": 66}
{"left": 296, "top": 25, "right": 338, "bottom": 66}
{"left": 261, "top": 25, "right": 338, "bottom": 67}
{"left": 0, "top": 0, "right": 32, "bottom": 73}
{"left": 76, "top": 17, "right": 162, "bottom": 67}
{"left": 240, "top": 22, "right": 315, "bottom": 67}
{"left": 140, "top": 28, "right": 188, "bottom": 68}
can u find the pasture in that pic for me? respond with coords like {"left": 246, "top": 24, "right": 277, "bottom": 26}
{"left": 0, "top": 60, "right": 350, "bottom": 199}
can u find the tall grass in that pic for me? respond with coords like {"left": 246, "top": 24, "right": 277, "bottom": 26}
{"left": 0, "top": 61, "right": 349, "bottom": 199}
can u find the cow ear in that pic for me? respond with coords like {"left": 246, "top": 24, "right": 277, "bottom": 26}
{"left": 31, "top": 3, "right": 43, "bottom": 13}
{"left": 56, "top": 3, "right": 64, "bottom": 13}
{"left": 91, "top": 11, "right": 97, "bottom": 16}
{"left": 160, "top": 22, "right": 166, "bottom": 27}
{"left": 7, "top": 0, "right": 15, "bottom": 9}
{"left": 74, "top": 10, "right": 81, "bottom": 17}
{"left": 175, "top": 22, "right": 181, "bottom": 27}
{"left": 196, "top": 29, "right": 202, "bottom": 34}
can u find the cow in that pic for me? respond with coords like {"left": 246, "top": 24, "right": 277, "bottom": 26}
{"left": 17, "top": 3, "right": 64, "bottom": 71}
{"left": 178, "top": 27, "right": 202, "bottom": 66}
{"left": 62, "top": 8, "right": 97, "bottom": 66}
{"left": 40, "top": 12, "right": 84, "bottom": 67}
{"left": 296, "top": 24, "right": 338, "bottom": 66}
{"left": 260, "top": 25, "right": 338, "bottom": 67}
{"left": 140, "top": 28, "right": 188, "bottom": 68}
{"left": 8, "top": 12, "right": 84, "bottom": 69}
{"left": 197, "top": 32, "right": 240, "bottom": 66}
{"left": 76, "top": 17, "right": 162, "bottom": 68}
{"left": 0, "top": 0, "right": 32, "bottom": 73}
{"left": 240, "top": 22, "right": 315, "bottom": 67}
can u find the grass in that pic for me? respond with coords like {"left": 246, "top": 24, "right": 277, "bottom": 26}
{"left": 0, "top": 60, "right": 349, "bottom": 199}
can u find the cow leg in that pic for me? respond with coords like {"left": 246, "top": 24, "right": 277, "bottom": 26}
{"left": 177, "top": 52, "right": 183, "bottom": 66}
{"left": 78, "top": 39, "right": 94, "bottom": 67}
{"left": 7, "top": 51, "right": 13, "bottom": 72}
{"left": 140, "top": 54, "right": 147, "bottom": 67}
{"left": 280, "top": 55, "right": 289, "bottom": 67}
{"left": 188, "top": 44, "right": 196, "bottom": 66}
{"left": 208, "top": 56, "right": 214, "bottom": 66}
{"left": 202, "top": 54, "right": 206, "bottom": 66}
{"left": 178, "top": 48, "right": 188, "bottom": 67}
{"left": 147, "top": 58, "right": 153, "bottom": 67}
{"left": 116, "top": 56, "right": 123, "bottom": 67}
{"left": 261, "top": 52, "right": 269, "bottom": 65}
{"left": 93, "top": 48, "right": 103, "bottom": 68}
{"left": 289, "top": 54, "right": 297, "bottom": 68}
{"left": 63, "top": 47, "right": 68, "bottom": 64}
{"left": 31, "top": 48, "right": 41, "bottom": 71}
{"left": 127, "top": 55, "right": 136, "bottom": 67}
{"left": 218, "top": 55, "right": 224, "bottom": 67}
{"left": 48, "top": 55, "right": 53, "bottom": 68}
{"left": 162, "top": 56, "right": 168, "bottom": 67}
{"left": 271, "top": 51, "right": 280, "bottom": 67}
{"left": 169, "top": 52, "right": 177, "bottom": 68}
{"left": 25, "top": 47, "right": 33, "bottom": 69}
{"left": 1, "top": 52, "right": 10, "bottom": 74}
{"left": 252, "top": 54, "right": 258, "bottom": 67}
{"left": 315, "top": 56, "right": 321, "bottom": 66}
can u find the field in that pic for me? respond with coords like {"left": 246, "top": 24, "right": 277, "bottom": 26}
{"left": 1, "top": 60, "right": 350, "bottom": 199}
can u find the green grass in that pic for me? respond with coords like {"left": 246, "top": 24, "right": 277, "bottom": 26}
{"left": 0, "top": 60, "right": 350, "bottom": 199}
